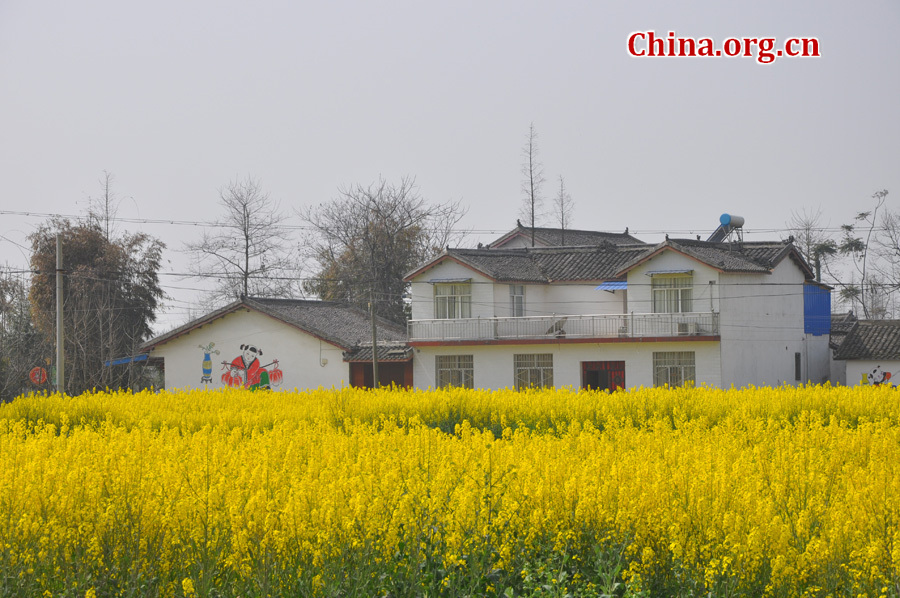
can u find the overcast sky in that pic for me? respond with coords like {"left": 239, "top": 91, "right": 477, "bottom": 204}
{"left": 1, "top": 0, "right": 898, "bottom": 331}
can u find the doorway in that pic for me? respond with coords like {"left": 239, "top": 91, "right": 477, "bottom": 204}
{"left": 581, "top": 361, "right": 625, "bottom": 391}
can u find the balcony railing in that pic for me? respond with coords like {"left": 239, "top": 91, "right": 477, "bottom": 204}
{"left": 408, "top": 312, "right": 719, "bottom": 343}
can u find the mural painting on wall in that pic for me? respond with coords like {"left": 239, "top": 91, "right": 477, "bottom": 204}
{"left": 199, "top": 342, "right": 220, "bottom": 384}
{"left": 861, "top": 365, "right": 893, "bottom": 386}
{"left": 221, "top": 344, "right": 284, "bottom": 390}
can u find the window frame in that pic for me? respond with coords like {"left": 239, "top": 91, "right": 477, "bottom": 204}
{"left": 651, "top": 274, "right": 693, "bottom": 313}
{"left": 433, "top": 282, "right": 472, "bottom": 319}
{"left": 652, "top": 351, "right": 696, "bottom": 387}
{"left": 514, "top": 353, "right": 554, "bottom": 389}
{"left": 509, "top": 284, "right": 525, "bottom": 317}
{"left": 436, "top": 355, "right": 474, "bottom": 389}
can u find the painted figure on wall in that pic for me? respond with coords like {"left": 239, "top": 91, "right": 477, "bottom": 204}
{"left": 221, "top": 344, "right": 283, "bottom": 390}
{"left": 862, "top": 365, "right": 893, "bottom": 386}
{"left": 199, "top": 342, "right": 220, "bottom": 384}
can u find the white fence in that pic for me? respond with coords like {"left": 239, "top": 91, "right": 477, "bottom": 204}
{"left": 408, "top": 312, "right": 719, "bottom": 342}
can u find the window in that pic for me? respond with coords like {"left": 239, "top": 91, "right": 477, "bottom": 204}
{"left": 515, "top": 354, "right": 554, "bottom": 389}
{"left": 795, "top": 352, "right": 802, "bottom": 381}
{"left": 653, "top": 351, "right": 695, "bottom": 387}
{"left": 652, "top": 275, "right": 693, "bottom": 313}
{"left": 436, "top": 355, "right": 474, "bottom": 388}
{"left": 510, "top": 285, "right": 525, "bottom": 317}
{"left": 434, "top": 283, "right": 471, "bottom": 319}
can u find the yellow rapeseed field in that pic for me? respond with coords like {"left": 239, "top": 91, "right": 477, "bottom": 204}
{"left": 1, "top": 385, "right": 899, "bottom": 597}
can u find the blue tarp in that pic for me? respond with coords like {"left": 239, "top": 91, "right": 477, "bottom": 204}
{"left": 596, "top": 281, "right": 628, "bottom": 291}
{"left": 104, "top": 354, "right": 149, "bottom": 367}
{"left": 803, "top": 284, "right": 831, "bottom": 336}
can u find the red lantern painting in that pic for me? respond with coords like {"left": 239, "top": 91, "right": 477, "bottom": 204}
{"left": 221, "top": 345, "right": 284, "bottom": 390}
{"left": 269, "top": 360, "right": 283, "bottom": 386}
{"left": 29, "top": 367, "right": 48, "bottom": 385}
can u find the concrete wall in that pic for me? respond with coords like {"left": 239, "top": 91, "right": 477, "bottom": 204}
{"left": 409, "top": 261, "right": 495, "bottom": 319}
{"left": 543, "top": 284, "right": 625, "bottom": 316}
{"left": 845, "top": 360, "right": 900, "bottom": 387}
{"left": 149, "top": 309, "right": 350, "bottom": 391}
{"left": 409, "top": 260, "right": 622, "bottom": 320}
{"left": 625, "top": 252, "right": 720, "bottom": 314}
{"left": 491, "top": 282, "right": 623, "bottom": 318}
{"left": 830, "top": 358, "right": 847, "bottom": 386}
{"left": 412, "top": 340, "right": 722, "bottom": 390}
{"left": 717, "top": 261, "right": 809, "bottom": 387}
{"left": 804, "top": 334, "right": 833, "bottom": 385}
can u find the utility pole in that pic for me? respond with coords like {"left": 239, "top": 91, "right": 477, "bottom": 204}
{"left": 369, "top": 289, "right": 379, "bottom": 388}
{"left": 55, "top": 235, "right": 65, "bottom": 394}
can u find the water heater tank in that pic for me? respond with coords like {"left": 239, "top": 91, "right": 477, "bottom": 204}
{"left": 719, "top": 214, "right": 745, "bottom": 228}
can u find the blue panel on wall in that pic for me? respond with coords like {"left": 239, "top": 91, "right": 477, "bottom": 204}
{"left": 804, "top": 284, "right": 831, "bottom": 335}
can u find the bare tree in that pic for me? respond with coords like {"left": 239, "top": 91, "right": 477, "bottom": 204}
{"left": 552, "top": 175, "right": 575, "bottom": 245}
{"left": 520, "top": 123, "right": 545, "bottom": 246}
{"left": 0, "top": 270, "right": 51, "bottom": 401}
{"left": 300, "top": 177, "right": 467, "bottom": 323}
{"left": 876, "top": 203, "right": 900, "bottom": 295}
{"left": 837, "top": 190, "right": 889, "bottom": 318}
{"left": 186, "top": 177, "right": 296, "bottom": 303}
{"left": 788, "top": 191, "right": 899, "bottom": 317}
{"left": 87, "top": 171, "right": 121, "bottom": 241}
{"left": 786, "top": 207, "right": 836, "bottom": 282}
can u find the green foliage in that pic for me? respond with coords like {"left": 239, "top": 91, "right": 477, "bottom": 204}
{"left": 28, "top": 218, "right": 164, "bottom": 394}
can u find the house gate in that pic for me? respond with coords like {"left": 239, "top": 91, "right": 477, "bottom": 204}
{"left": 581, "top": 361, "right": 625, "bottom": 391}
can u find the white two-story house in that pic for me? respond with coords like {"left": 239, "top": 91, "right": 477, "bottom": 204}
{"left": 404, "top": 236, "right": 832, "bottom": 390}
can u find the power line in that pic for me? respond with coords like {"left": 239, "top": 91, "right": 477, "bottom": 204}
{"left": 15, "top": 266, "right": 899, "bottom": 297}
{"left": 6, "top": 208, "right": 895, "bottom": 236}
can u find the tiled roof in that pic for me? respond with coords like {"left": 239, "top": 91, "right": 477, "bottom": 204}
{"left": 833, "top": 320, "right": 900, "bottom": 361}
{"left": 829, "top": 311, "right": 858, "bottom": 350}
{"left": 831, "top": 311, "right": 858, "bottom": 334}
{"left": 488, "top": 224, "right": 644, "bottom": 248}
{"left": 250, "top": 298, "right": 407, "bottom": 347}
{"left": 407, "top": 238, "right": 810, "bottom": 284}
{"left": 531, "top": 246, "right": 650, "bottom": 281}
{"left": 449, "top": 249, "right": 546, "bottom": 281}
{"left": 342, "top": 344, "right": 413, "bottom": 362}
{"left": 418, "top": 245, "right": 650, "bottom": 283}
{"left": 614, "top": 239, "right": 811, "bottom": 277}
{"left": 141, "top": 297, "right": 407, "bottom": 352}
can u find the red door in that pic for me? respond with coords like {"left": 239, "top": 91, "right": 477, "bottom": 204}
{"left": 581, "top": 361, "right": 625, "bottom": 391}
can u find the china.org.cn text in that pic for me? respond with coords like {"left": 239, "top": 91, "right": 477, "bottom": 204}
{"left": 628, "top": 31, "right": 820, "bottom": 64}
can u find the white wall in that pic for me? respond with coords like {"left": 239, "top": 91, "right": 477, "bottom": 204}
{"left": 718, "top": 261, "right": 808, "bottom": 387}
{"left": 412, "top": 340, "right": 722, "bottom": 390}
{"left": 830, "top": 358, "right": 847, "bottom": 386}
{"left": 490, "top": 283, "right": 623, "bottom": 318}
{"left": 149, "top": 309, "right": 350, "bottom": 390}
{"left": 845, "top": 360, "right": 900, "bottom": 387}
{"left": 543, "top": 284, "right": 624, "bottom": 316}
{"left": 625, "top": 252, "right": 720, "bottom": 314}
{"left": 409, "top": 259, "right": 625, "bottom": 321}
{"left": 409, "top": 261, "right": 495, "bottom": 319}
{"left": 804, "top": 334, "right": 832, "bottom": 384}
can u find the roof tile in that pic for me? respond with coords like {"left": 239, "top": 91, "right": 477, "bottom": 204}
{"left": 413, "top": 238, "right": 807, "bottom": 284}
{"left": 834, "top": 320, "right": 900, "bottom": 361}
{"left": 142, "top": 297, "right": 407, "bottom": 352}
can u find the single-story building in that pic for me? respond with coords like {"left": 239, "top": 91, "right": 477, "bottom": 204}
{"left": 833, "top": 319, "right": 900, "bottom": 386}
{"left": 140, "top": 297, "right": 411, "bottom": 390}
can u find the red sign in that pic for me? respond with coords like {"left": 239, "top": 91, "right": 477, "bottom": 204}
{"left": 29, "top": 367, "right": 48, "bottom": 385}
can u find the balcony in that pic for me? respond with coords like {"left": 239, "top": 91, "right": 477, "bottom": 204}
{"left": 407, "top": 312, "right": 719, "bottom": 343}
